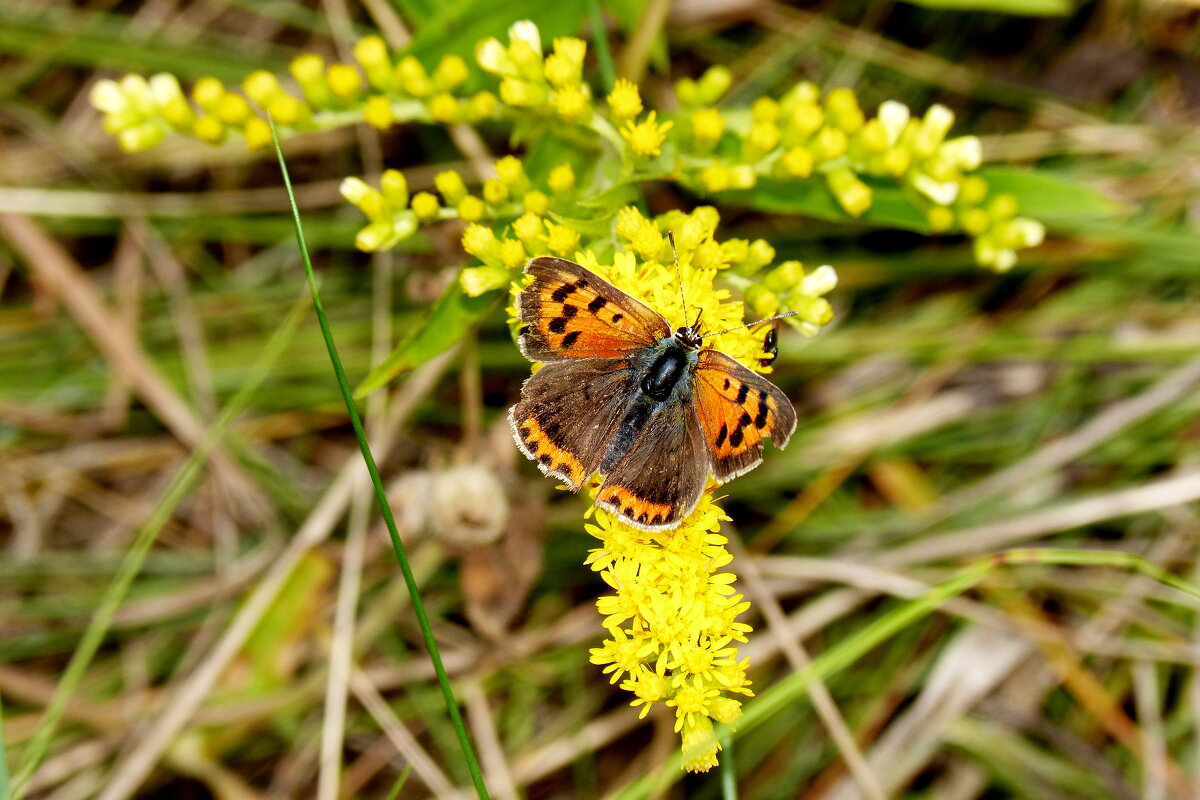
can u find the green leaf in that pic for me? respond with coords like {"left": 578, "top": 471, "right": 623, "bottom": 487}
{"left": 977, "top": 167, "right": 1121, "bottom": 221}
{"left": 900, "top": 0, "right": 1071, "bottom": 15}
{"left": 355, "top": 282, "right": 499, "bottom": 397}
{"left": 715, "top": 176, "right": 932, "bottom": 232}
{"left": 577, "top": 181, "right": 643, "bottom": 209}
{"left": 405, "top": 0, "right": 588, "bottom": 65}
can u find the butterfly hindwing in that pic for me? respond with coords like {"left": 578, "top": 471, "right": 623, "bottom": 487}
{"left": 517, "top": 257, "right": 671, "bottom": 362}
{"left": 508, "top": 357, "right": 634, "bottom": 490}
{"left": 594, "top": 395, "right": 709, "bottom": 531}
{"left": 693, "top": 349, "right": 797, "bottom": 482}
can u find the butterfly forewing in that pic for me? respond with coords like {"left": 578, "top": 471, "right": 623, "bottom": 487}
{"left": 594, "top": 398, "right": 709, "bottom": 531}
{"left": 693, "top": 349, "right": 797, "bottom": 482}
{"left": 518, "top": 257, "right": 671, "bottom": 362}
{"left": 509, "top": 358, "right": 634, "bottom": 490}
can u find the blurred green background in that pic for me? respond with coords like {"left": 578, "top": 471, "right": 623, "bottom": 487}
{"left": 2, "top": 1, "right": 1199, "bottom": 798}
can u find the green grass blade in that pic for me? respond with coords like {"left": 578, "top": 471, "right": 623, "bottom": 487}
{"left": 268, "top": 117, "right": 492, "bottom": 800}
{"left": 588, "top": 0, "right": 616, "bottom": 92}
{"left": 1, "top": 690, "right": 10, "bottom": 800}
{"left": 10, "top": 289, "right": 311, "bottom": 797}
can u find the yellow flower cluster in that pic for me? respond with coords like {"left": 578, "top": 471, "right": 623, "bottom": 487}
{"left": 678, "top": 78, "right": 1044, "bottom": 271}
{"left": 90, "top": 36, "right": 494, "bottom": 152}
{"left": 587, "top": 494, "right": 751, "bottom": 772}
{"left": 476, "top": 22, "right": 593, "bottom": 123}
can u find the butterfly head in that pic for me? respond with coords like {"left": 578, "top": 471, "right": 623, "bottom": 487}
{"left": 672, "top": 306, "right": 705, "bottom": 351}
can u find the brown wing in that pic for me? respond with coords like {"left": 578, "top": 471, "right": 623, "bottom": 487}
{"left": 692, "top": 349, "right": 796, "bottom": 482}
{"left": 517, "top": 257, "right": 671, "bottom": 362}
{"left": 509, "top": 358, "right": 635, "bottom": 490}
{"left": 593, "top": 396, "right": 709, "bottom": 532}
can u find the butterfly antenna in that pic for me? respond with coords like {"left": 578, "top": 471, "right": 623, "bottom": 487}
{"left": 668, "top": 231, "right": 689, "bottom": 325}
{"left": 701, "top": 309, "right": 802, "bottom": 339}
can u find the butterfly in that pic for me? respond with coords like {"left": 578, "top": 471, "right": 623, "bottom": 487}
{"left": 508, "top": 255, "right": 797, "bottom": 532}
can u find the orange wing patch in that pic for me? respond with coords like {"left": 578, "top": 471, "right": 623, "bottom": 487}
{"left": 513, "top": 413, "right": 587, "bottom": 488}
{"left": 596, "top": 484, "right": 674, "bottom": 528}
{"left": 693, "top": 350, "right": 797, "bottom": 482}
{"left": 517, "top": 257, "right": 670, "bottom": 362}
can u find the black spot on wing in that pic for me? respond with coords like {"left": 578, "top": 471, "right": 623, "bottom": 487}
{"left": 729, "top": 428, "right": 744, "bottom": 448}
{"left": 755, "top": 397, "right": 769, "bottom": 429}
{"left": 548, "top": 317, "right": 567, "bottom": 334}
{"left": 611, "top": 313, "right": 624, "bottom": 323}
{"left": 550, "top": 283, "right": 575, "bottom": 302}
{"left": 736, "top": 383, "right": 749, "bottom": 404}
{"left": 561, "top": 330, "right": 581, "bottom": 348}
{"left": 587, "top": 296, "right": 607, "bottom": 313}
{"left": 715, "top": 423, "right": 727, "bottom": 448}
{"left": 562, "top": 304, "right": 577, "bottom": 318}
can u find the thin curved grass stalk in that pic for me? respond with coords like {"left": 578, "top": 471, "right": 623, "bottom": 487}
{"left": 268, "top": 116, "right": 492, "bottom": 800}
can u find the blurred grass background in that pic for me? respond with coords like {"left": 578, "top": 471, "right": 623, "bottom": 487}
{"left": 2, "top": 1, "right": 1200, "bottom": 798}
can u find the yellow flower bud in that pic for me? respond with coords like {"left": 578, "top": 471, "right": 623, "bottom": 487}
{"left": 700, "top": 164, "right": 730, "bottom": 193}
{"left": 765, "top": 261, "right": 805, "bottom": 293}
{"left": 696, "top": 65, "right": 732, "bottom": 105}
{"left": 193, "top": 115, "right": 225, "bottom": 143}
{"left": 607, "top": 78, "right": 643, "bottom": 119}
{"left": 825, "top": 87, "right": 864, "bottom": 133}
{"left": 547, "top": 223, "right": 580, "bottom": 256}
{"left": 690, "top": 108, "right": 724, "bottom": 147}
{"left": 428, "top": 92, "right": 459, "bottom": 123}
{"left": 192, "top": 77, "right": 225, "bottom": 111}
{"left": 959, "top": 175, "right": 989, "bottom": 205}
{"left": 543, "top": 53, "right": 576, "bottom": 88}
{"left": 243, "top": 70, "right": 282, "bottom": 106}
{"left": 927, "top": 205, "right": 955, "bottom": 232}
{"left": 781, "top": 146, "right": 813, "bottom": 178}
{"left": 160, "top": 97, "right": 195, "bottom": 129}
{"left": 789, "top": 102, "right": 824, "bottom": 137}
{"left": 748, "top": 121, "right": 780, "bottom": 153}
{"left": 216, "top": 93, "right": 251, "bottom": 124}
{"left": 881, "top": 147, "right": 911, "bottom": 177}
{"left": 380, "top": 169, "right": 408, "bottom": 206}
{"left": 290, "top": 53, "right": 327, "bottom": 91}
{"left": 499, "top": 237, "right": 526, "bottom": 268}
{"left": 242, "top": 117, "right": 272, "bottom": 150}
{"left": 267, "top": 94, "right": 309, "bottom": 126}
{"left": 494, "top": 155, "right": 525, "bottom": 187}
{"left": 327, "top": 63, "right": 363, "bottom": 100}
{"left": 461, "top": 223, "right": 498, "bottom": 258}
{"left": 457, "top": 195, "right": 485, "bottom": 222}
{"left": 827, "top": 167, "right": 871, "bottom": 217}
{"left": 364, "top": 95, "right": 395, "bottom": 129}
{"left": 396, "top": 56, "right": 433, "bottom": 97}
{"left": 751, "top": 97, "right": 779, "bottom": 123}
{"left": 482, "top": 178, "right": 509, "bottom": 206}
{"left": 553, "top": 85, "right": 591, "bottom": 121}
{"left": 468, "top": 91, "right": 498, "bottom": 119}
{"left": 813, "top": 127, "right": 848, "bottom": 160}
{"left": 435, "top": 170, "right": 468, "bottom": 205}
{"left": 989, "top": 193, "right": 1019, "bottom": 220}
{"left": 411, "top": 191, "right": 439, "bottom": 220}
{"left": 747, "top": 239, "right": 775, "bottom": 271}
{"left": 523, "top": 190, "right": 549, "bottom": 216}
{"left": 512, "top": 212, "right": 544, "bottom": 244}
{"left": 434, "top": 54, "right": 470, "bottom": 90}
{"left": 745, "top": 284, "right": 780, "bottom": 317}
{"left": 354, "top": 36, "right": 388, "bottom": 67}
{"left": 858, "top": 119, "right": 890, "bottom": 153}
{"left": 548, "top": 163, "right": 575, "bottom": 195}
{"left": 960, "top": 207, "right": 991, "bottom": 236}
{"left": 459, "top": 265, "right": 510, "bottom": 296}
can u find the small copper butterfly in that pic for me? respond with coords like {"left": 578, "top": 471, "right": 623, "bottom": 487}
{"left": 508, "top": 251, "right": 797, "bottom": 531}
